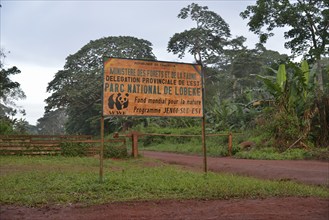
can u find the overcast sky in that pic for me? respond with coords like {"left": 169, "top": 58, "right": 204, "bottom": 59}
{"left": 1, "top": 0, "right": 290, "bottom": 126}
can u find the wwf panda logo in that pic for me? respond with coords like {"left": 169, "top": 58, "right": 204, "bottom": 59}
{"left": 108, "top": 93, "right": 129, "bottom": 110}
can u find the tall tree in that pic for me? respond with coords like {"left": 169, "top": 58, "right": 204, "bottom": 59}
{"left": 168, "top": 3, "right": 246, "bottom": 66}
{"left": 0, "top": 49, "right": 26, "bottom": 134}
{"left": 36, "top": 109, "right": 67, "bottom": 135}
{"left": 241, "top": 0, "right": 329, "bottom": 146}
{"left": 229, "top": 44, "right": 289, "bottom": 101}
{"left": 204, "top": 46, "right": 289, "bottom": 132}
{"left": 167, "top": 3, "right": 250, "bottom": 129}
{"left": 240, "top": 0, "right": 329, "bottom": 87}
{"left": 45, "top": 36, "right": 156, "bottom": 135}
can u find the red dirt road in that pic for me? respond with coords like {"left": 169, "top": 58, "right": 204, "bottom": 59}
{"left": 142, "top": 151, "right": 329, "bottom": 186}
{"left": 1, "top": 152, "right": 328, "bottom": 220}
{"left": 1, "top": 197, "right": 328, "bottom": 220}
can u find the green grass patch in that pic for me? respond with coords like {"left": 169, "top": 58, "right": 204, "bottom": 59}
{"left": 135, "top": 125, "right": 234, "bottom": 156}
{"left": 235, "top": 147, "right": 329, "bottom": 161}
{"left": 140, "top": 141, "right": 236, "bottom": 157}
{"left": 140, "top": 135, "right": 236, "bottom": 157}
{"left": 141, "top": 138, "right": 328, "bottom": 161}
{"left": 60, "top": 142, "right": 128, "bottom": 158}
{"left": 0, "top": 156, "right": 328, "bottom": 207}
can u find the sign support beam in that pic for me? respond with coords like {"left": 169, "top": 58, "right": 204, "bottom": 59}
{"left": 99, "top": 116, "right": 104, "bottom": 182}
{"left": 101, "top": 58, "right": 207, "bottom": 177}
{"left": 202, "top": 115, "right": 207, "bottom": 173}
{"left": 201, "top": 65, "right": 207, "bottom": 173}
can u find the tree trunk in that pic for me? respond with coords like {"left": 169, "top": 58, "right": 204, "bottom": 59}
{"left": 315, "top": 59, "right": 328, "bottom": 147}
{"left": 316, "top": 60, "right": 324, "bottom": 92}
{"left": 317, "top": 95, "right": 329, "bottom": 147}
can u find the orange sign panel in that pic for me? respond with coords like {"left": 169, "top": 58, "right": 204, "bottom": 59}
{"left": 103, "top": 58, "right": 203, "bottom": 117}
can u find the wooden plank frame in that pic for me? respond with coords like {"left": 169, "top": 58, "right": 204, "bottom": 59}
{"left": 0, "top": 135, "right": 125, "bottom": 157}
{"left": 102, "top": 58, "right": 203, "bottom": 118}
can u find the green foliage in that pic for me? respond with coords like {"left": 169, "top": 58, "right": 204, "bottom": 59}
{"left": 0, "top": 65, "right": 26, "bottom": 124}
{"left": 267, "top": 112, "right": 300, "bottom": 151}
{"left": 0, "top": 118, "right": 14, "bottom": 134}
{"left": 45, "top": 36, "right": 156, "bottom": 135}
{"left": 207, "top": 99, "right": 236, "bottom": 131}
{"left": 103, "top": 143, "right": 128, "bottom": 159}
{"left": 0, "top": 118, "right": 31, "bottom": 135}
{"left": 235, "top": 147, "right": 329, "bottom": 161}
{"left": 255, "top": 61, "right": 322, "bottom": 149}
{"left": 136, "top": 125, "right": 201, "bottom": 147}
{"left": 13, "top": 119, "right": 30, "bottom": 134}
{"left": 0, "top": 50, "right": 29, "bottom": 135}
{"left": 168, "top": 3, "right": 245, "bottom": 65}
{"left": 60, "top": 142, "right": 89, "bottom": 157}
{"left": 0, "top": 66, "right": 25, "bottom": 103}
{"left": 207, "top": 99, "right": 260, "bottom": 132}
{"left": 241, "top": 1, "right": 328, "bottom": 147}
{"left": 276, "top": 64, "right": 287, "bottom": 90}
{"left": 36, "top": 109, "right": 67, "bottom": 135}
{"left": 303, "top": 148, "right": 329, "bottom": 161}
{"left": 140, "top": 117, "right": 200, "bottom": 131}
{"left": 202, "top": 46, "right": 289, "bottom": 134}
{"left": 135, "top": 124, "right": 240, "bottom": 157}
{"left": 0, "top": 156, "right": 327, "bottom": 206}
{"left": 60, "top": 141, "right": 128, "bottom": 158}
{"left": 240, "top": 0, "right": 329, "bottom": 61}
{"left": 230, "top": 44, "right": 288, "bottom": 79}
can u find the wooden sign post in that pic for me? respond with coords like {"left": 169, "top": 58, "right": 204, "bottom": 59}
{"left": 99, "top": 116, "right": 104, "bottom": 182}
{"left": 100, "top": 58, "right": 207, "bottom": 181}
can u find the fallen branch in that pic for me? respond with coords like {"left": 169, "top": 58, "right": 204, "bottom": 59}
{"left": 287, "top": 137, "right": 303, "bottom": 151}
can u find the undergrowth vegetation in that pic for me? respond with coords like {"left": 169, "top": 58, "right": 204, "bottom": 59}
{"left": 60, "top": 142, "right": 128, "bottom": 158}
{"left": 132, "top": 124, "right": 329, "bottom": 161}
{"left": 134, "top": 125, "right": 239, "bottom": 157}
{"left": 235, "top": 147, "right": 329, "bottom": 160}
{"left": 0, "top": 156, "right": 328, "bottom": 207}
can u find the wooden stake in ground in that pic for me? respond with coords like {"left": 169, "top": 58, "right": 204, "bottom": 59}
{"left": 99, "top": 116, "right": 104, "bottom": 183}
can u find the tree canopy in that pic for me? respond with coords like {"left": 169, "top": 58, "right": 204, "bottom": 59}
{"left": 44, "top": 36, "right": 156, "bottom": 135}
{"left": 240, "top": 0, "right": 329, "bottom": 61}
{"left": 0, "top": 49, "right": 27, "bottom": 134}
{"left": 36, "top": 109, "right": 66, "bottom": 135}
{"left": 168, "top": 3, "right": 246, "bottom": 65}
{"left": 241, "top": 0, "right": 329, "bottom": 147}
{"left": 0, "top": 50, "right": 26, "bottom": 117}
{"left": 36, "top": 3, "right": 327, "bottom": 150}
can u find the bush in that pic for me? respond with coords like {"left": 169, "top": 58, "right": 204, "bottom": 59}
{"left": 104, "top": 143, "right": 128, "bottom": 158}
{"left": 137, "top": 125, "right": 201, "bottom": 147}
{"left": 255, "top": 111, "right": 300, "bottom": 151}
{"left": 60, "top": 142, "right": 89, "bottom": 157}
{"left": 0, "top": 119, "right": 14, "bottom": 134}
{"left": 60, "top": 141, "right": 128, "bottom": 158}
{"left": 234, "top": 147, "right": 329, "bottom": 161}
{"left": 303, "top": 148, "right": 329, "bottom": 161}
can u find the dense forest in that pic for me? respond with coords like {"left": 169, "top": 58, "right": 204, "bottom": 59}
{"left": 1, "top": 1, "right": 328, "bottom": 151}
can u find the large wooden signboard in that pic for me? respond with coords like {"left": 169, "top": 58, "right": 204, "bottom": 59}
{"left": 103, "top": 58, "right": 203, "bottom": 117}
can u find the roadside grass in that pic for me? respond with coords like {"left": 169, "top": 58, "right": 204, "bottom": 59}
{"left": 0, "top": 156, "right": 328, "bottom": 207}
{"left": 134, "top": 126, "right": 329, "bottom": 160}
{"left": 234, "top": 147, "right": 329, "bottom": 161}
{"left": 234, "top": 148, "right": 304, "bottom": 160}
{"left": 140, "top": 136, "right": 234, "bottom": 157}
{"left": 135, "top": 125, "right": 234, "bottom": 157}
{"left": 140, "top": 140, "right": 328, "bottom": 161}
